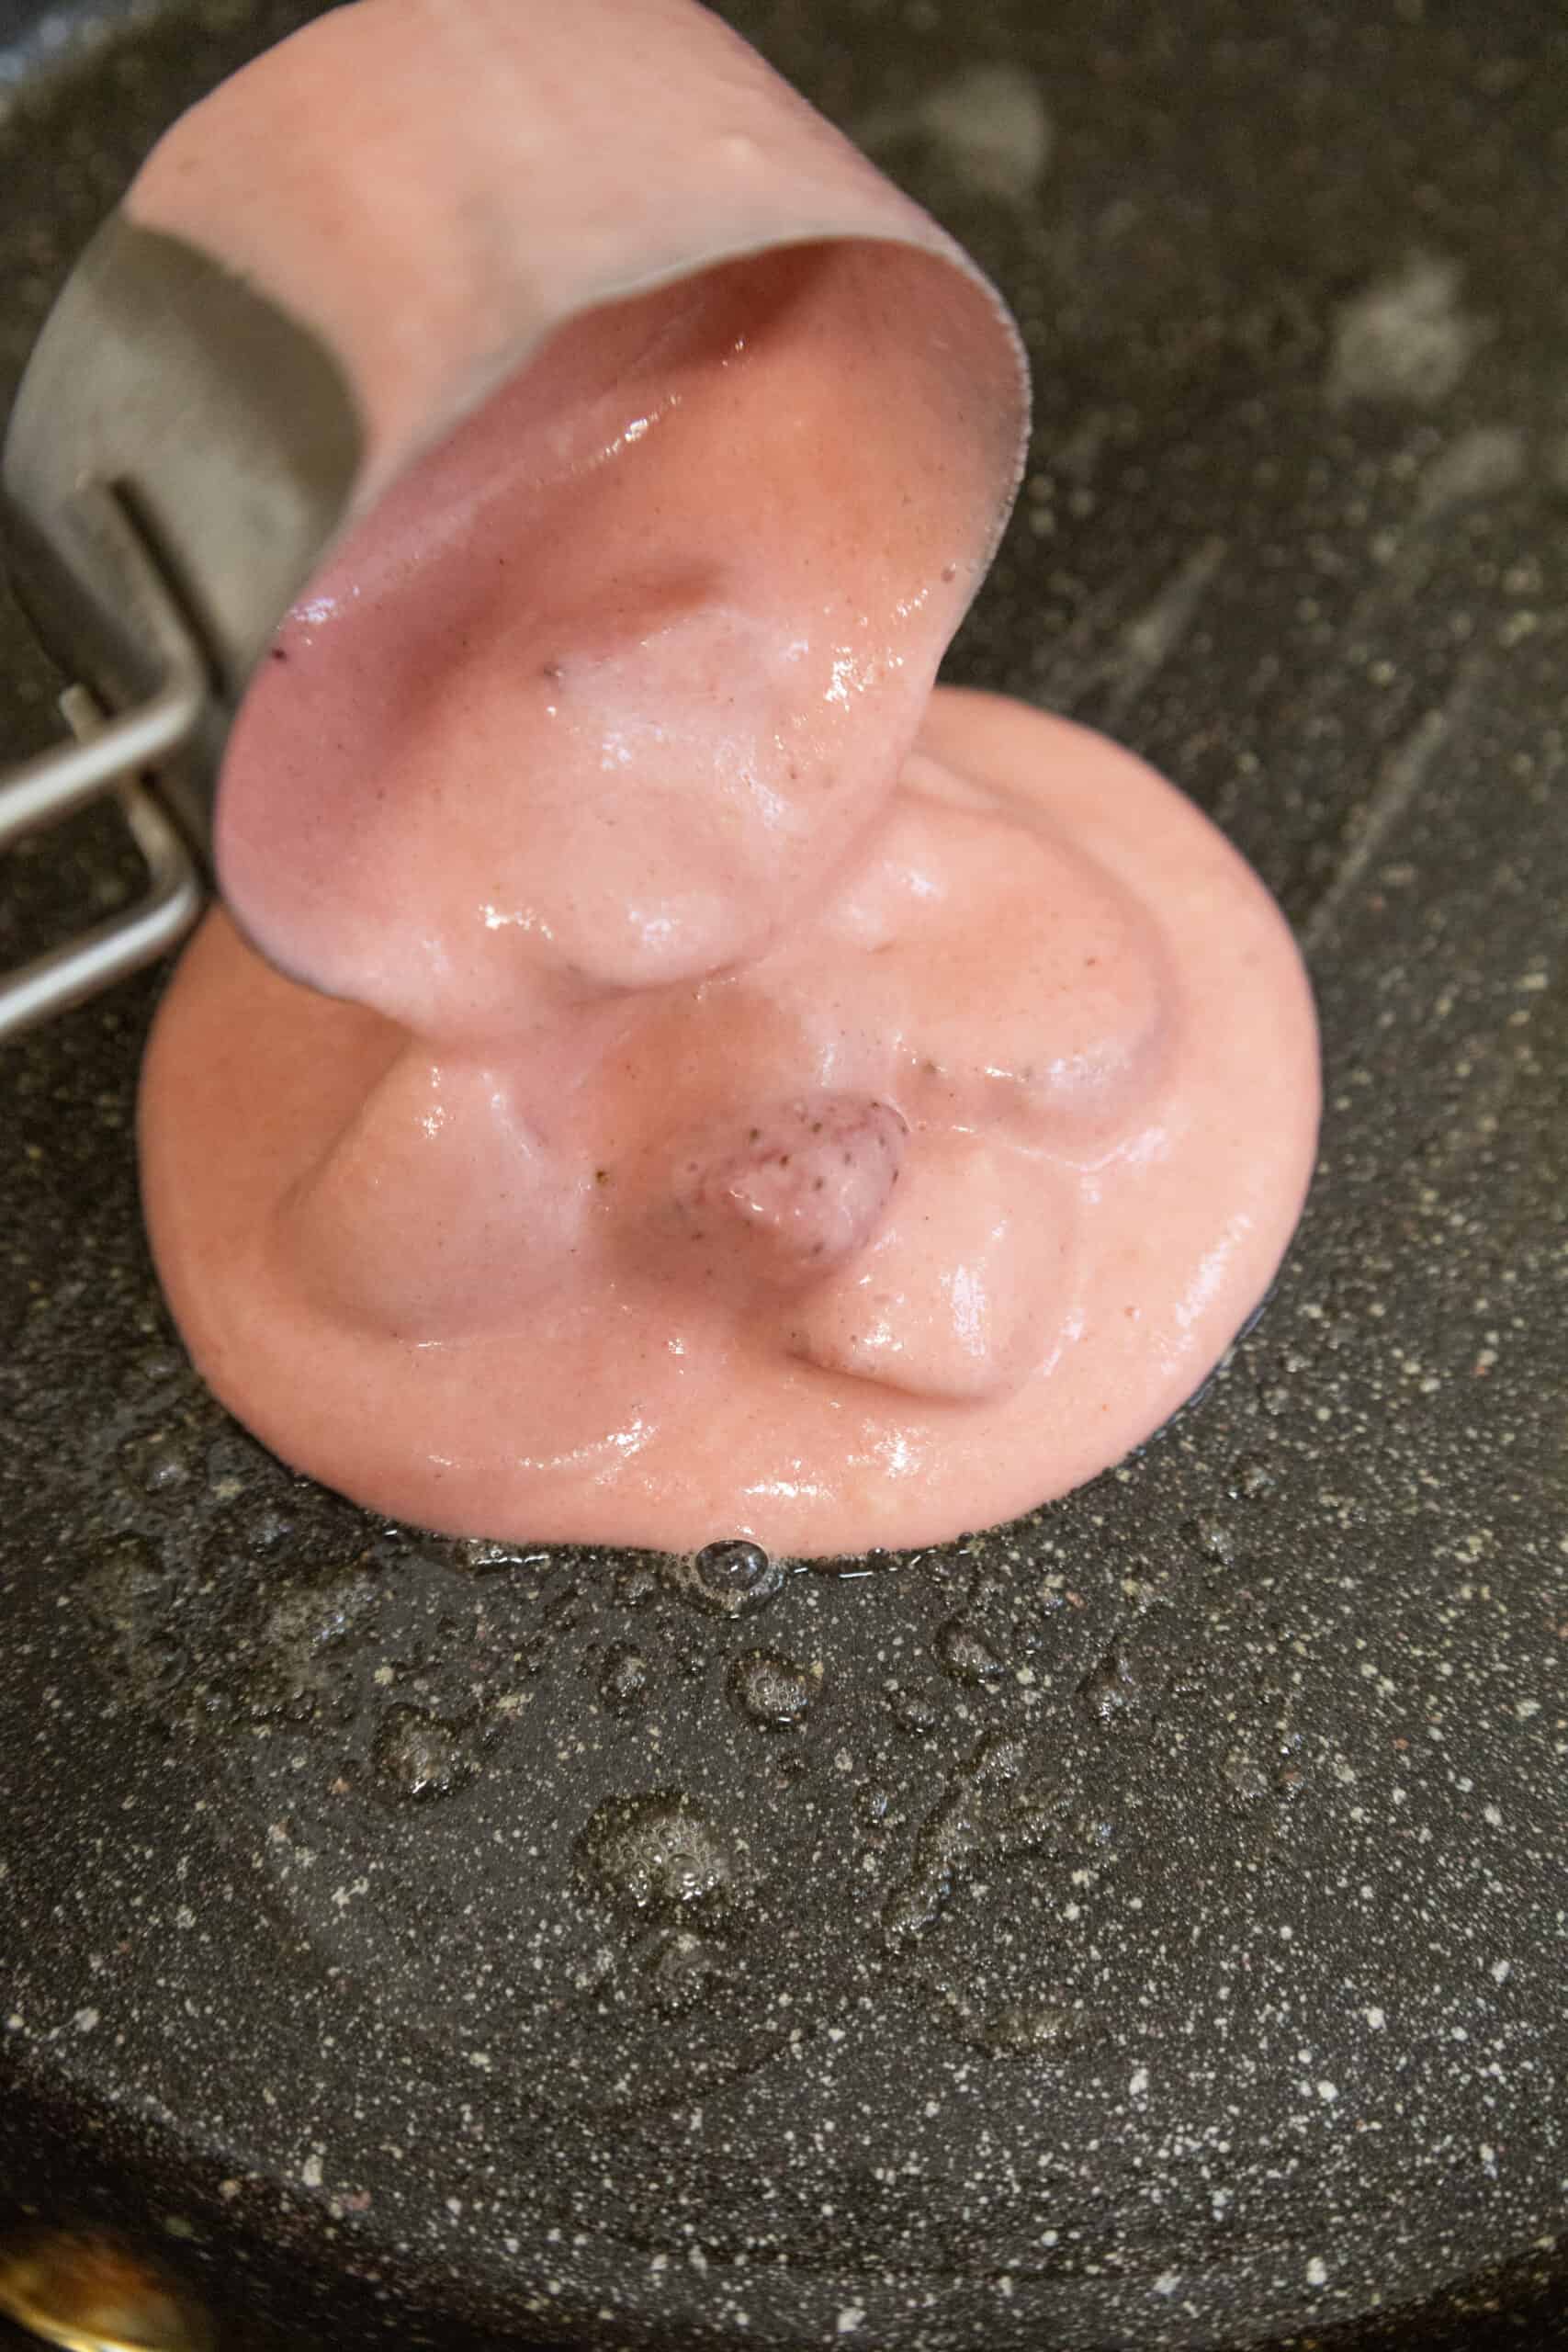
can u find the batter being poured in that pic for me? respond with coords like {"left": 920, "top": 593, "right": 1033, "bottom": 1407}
{"left": 135, "top": 0, "right": 1319, "bottom": 1555}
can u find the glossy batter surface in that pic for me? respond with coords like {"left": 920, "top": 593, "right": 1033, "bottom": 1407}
{"left": 134, "top": 0, "right": 1318, "bottom": 1556}
{"left": 142, "top": 675, "right": 1316, "bottom": 1555}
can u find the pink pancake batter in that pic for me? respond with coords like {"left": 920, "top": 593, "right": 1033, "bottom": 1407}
{"left": 134, "top": 0, "right": 1318, "bottom": 1556}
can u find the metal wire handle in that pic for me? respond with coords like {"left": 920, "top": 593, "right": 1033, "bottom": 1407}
{"left": 0, "top": 481, "right": 209, "bottom": 1042}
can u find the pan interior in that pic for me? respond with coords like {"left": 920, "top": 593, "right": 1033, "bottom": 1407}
{"left": 0, "top": 0, "right": 1564, "bottom": 2347}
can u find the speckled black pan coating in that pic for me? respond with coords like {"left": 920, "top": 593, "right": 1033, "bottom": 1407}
{"left": 0, "top": 1, "right": 1563, "bottom": 2346}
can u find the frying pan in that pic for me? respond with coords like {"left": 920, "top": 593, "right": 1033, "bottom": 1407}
{"left": 1, "top": 0, "right": 1564, "bottom": 2346}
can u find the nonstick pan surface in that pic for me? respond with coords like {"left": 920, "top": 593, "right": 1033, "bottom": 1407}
{"left": 1, "top": 2, "right": 1564, "bottom": 2347}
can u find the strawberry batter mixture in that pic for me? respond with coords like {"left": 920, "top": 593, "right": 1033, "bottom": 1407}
{"left": 133, "top": 0, "right": 1318, "bottom": 1555}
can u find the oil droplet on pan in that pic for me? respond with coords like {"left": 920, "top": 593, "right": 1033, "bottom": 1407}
{"left": 599, "top": 1644, "right": 650, "bottom": 1713}
{"left": 665, "top": 1539, "right": 786, "bottom": 1618}
{"left": 728, "top": 1650, "right": 813, "bottom": 1729}
{"left": 372, "top": 1705, "right": 489, "bottom": 1800}
{"left": 580, "top": 1791, "right": 739, "bottom": 1928}
{"left": 933, "top": 1618, "right": 1005, "bottom": 1684}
